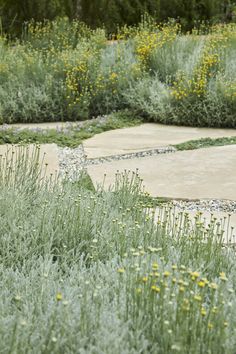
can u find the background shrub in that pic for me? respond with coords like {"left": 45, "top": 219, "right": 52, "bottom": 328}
{"left": 1, "top": 0, "right": 236, "bottom": 35}
{"left": 0, "top": 18, "right": 235, "bottom": 127}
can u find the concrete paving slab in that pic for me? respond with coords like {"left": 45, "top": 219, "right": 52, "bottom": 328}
{"left": 83, "top": 123, "right": 236, "bottom": 158}
{"left": 0, "top": 144, "right": 59, "bottom": 178}
{"left": 87, "top": 145, "right": 236, "bottom": 200}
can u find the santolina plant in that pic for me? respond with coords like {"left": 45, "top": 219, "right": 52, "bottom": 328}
{"left": 0, "top": 18, "right": 236, "bottom": 127}
{"left": 0, "top": 145, "right": 236, "bottom": 353}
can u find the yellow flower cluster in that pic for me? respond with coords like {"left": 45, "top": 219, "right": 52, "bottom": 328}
{"left": 65, "top": 45, "right": 103, "bottom": 108}
{"left": 27, "top": 18, "right": 81, "bottom": 51}
{"left": 118, "top": 247, "right": 232, "bottom": 334}
{"left": 135, "top": 24, "right": 179, "bottom": 67}
{"left": 171, "top": 71, "right": 190, "bottom": 100}
{"left": 65, "top": 58, "right": 91, "bottom": 107}
{"left": 193, "top": 53, "right": 219, "bottom": 96}
{"left": 171, "top": 24, "right": 236, "bottom": 100}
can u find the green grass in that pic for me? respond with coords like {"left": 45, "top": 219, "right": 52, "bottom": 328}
{"left": 0, "top": 111, "right": 143, "bottom": 148}
{"left": 1, "top": 145, "right": 236, "bottom": 353}
{"left": 174, "top": 136, "right": 236, "bottom": 151}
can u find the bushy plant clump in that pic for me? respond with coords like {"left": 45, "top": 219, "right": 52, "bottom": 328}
{"left": 0, "top": 18, "right": 236, "bottom": 127}
{"left": 123, "top": 22, "right": 236, "bottom": 128}
{"left": 1, "top": 146, "right": 236, "bottom": 353}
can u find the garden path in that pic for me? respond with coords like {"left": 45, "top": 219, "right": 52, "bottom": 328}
{"left": 83, "top": 124, "right": 236, "bottom": 240}
{"left": 0, "top": 122, "right": 236, "bottom": 240}
{"left": 83, "top": 123, "right": 236, "bottom": 158}
{"left": 86, "top": 145, "right": 236, "bottom": 200}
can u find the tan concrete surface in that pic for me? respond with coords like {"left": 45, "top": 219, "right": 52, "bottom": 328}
{"left": 0, "top": 144, "right": 59, "bottom": 178}
{"left": 83, "top": 123, "right": 236, "bottom": 158}
{"left": 87, "top": 145, "right": 236, "bottom": 200}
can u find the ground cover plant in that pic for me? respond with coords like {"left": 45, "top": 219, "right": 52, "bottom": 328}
{"left": 174, "top": 136, "right": 236, "bottom": 151}
{"left": 1, "top": 145, "right": 236, "bottom": 353}
{"left": 0, "top": 17, "right": 236, "bottom": 127}
{"left": 1, "top": 119, "right": 236, "bottom": 152}
{"left": 0, "top": 111, "right": 143, "bottom": 147}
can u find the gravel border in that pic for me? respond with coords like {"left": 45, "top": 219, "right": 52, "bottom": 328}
{"left": 84, "top": 146, "right": 176, "bottom": 166}
{"left": 172, "top": 199, "right": 236, "bottom": 214}
{"left": 58, "top": 145, "right": 176, "bottom": 178}
{"left": 58, "top": 144, "right": 86, "bottom": 180}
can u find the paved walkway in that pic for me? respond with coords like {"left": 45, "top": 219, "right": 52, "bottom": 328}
{"left": 0, "top": 122, "right": 235, "bottom": 237}
{"left": 83, "top": 123, "right": 236, "bottom": 158}
{"left": 87, "top": 145, "right": 236, "bottom": 200}
{"left": 83, "top": 123, "right": 236, "bottom": 236}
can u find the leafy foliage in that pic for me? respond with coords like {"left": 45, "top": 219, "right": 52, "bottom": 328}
{"left": 0, "top": 18, "right": 236, "bottom": 127}
{"left": 0, "top": 146, "right": 236, "bottom": 353}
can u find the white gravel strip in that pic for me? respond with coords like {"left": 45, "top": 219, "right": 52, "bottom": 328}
{"left": 57, "top": 145, "right": 176, "bottom": 179}
{"left": 172, "top": 199, "right": 236, "bottom": 214}
{"left": 84, "top": 146, "right": 176, "bottom": 165}
{"left": 58, "top": 144, "right": 86, "bottom": 180}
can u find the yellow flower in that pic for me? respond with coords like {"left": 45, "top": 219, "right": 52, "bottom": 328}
{"left": 198, "top": 280, "right": 206, "bottom": 288}
{"left": 208, "top": 322, "right": 213, "bottom": 330}
{"left": 151, "top": 285, "right": 161, "bottom": 293}
{"left": 224, "top": 321, "right": 228, "bottom": 327}
{"left": 209, "top": 282, "right": 218, "bottom": 290}
{"left": 56, "top": 293, "right": 62, "bottom": 301}
{"left": 110, "top": 72, "right": 118, "bottom": 80}
{"left": 201, "top": 277, "right": 209, "bottom": 285}
{"left": 152, "top": 262, "right": 158, "bottom": 270}
{"left": 219, "top": 272, "right": 228, "bottom": 281}
{"left": 164, "top": 271, "right": 170, "bottom": 278}
{"left": 142, "top": 276, "right": 148, "bottom": 283}
{"left": 191, "top": 271, "right": 200, "bottom": 280}
{"left": 201, "top": 307, "right": 207, "bottom": 316}
{"left": 117, "top": 268, "right": 125, "bottom": 274}
{"left": 194, "top": 295, "right": 202, "bottom": 302}
{"left": 212, "top": 306, "right": 218, "bottom": 314}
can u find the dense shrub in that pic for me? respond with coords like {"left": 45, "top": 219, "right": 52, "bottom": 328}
{"left": 123, "top": 23, "right": 236, "bottom": 127}
{"left": 1, "top": 146, "right": 236, "bottom": 353}
{"left": 0, "top": 18, "right": 236, "bottom": 127}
